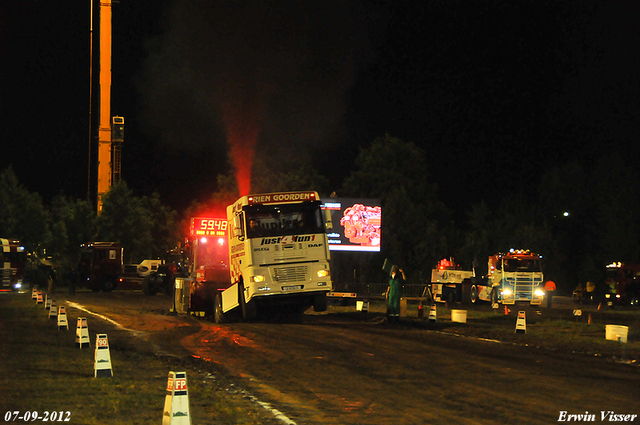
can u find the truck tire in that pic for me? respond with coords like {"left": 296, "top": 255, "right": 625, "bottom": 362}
{"left": 214, "top": 293, "right": 226, "bottom": 324}
{"left": 103, "top": 279, "right": 116, "bottom": 292}
{"left": 313, "top": 293, "right": 328, "bottom": 312}
{"left": 470, "top": 285, "right": 479, "bottom": 304}
{"left": 142, "top": 275, "right": 159, "bottom": 295}
{"left": 240, "top": 282, "right": 257, "bottom": 320}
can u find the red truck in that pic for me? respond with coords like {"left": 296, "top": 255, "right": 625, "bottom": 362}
{"left": 78, "top": 242, "right": 162, "bottom": 291}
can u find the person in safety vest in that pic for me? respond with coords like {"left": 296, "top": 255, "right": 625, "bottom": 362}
{"left": 585, "top": 281, "right": 596, "bottom": 304}
{"left": 544, "top": 280, "right": 556, "bottom": 307}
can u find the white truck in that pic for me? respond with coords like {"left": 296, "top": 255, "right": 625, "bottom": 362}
{"left": 215, "top": 191, "right": 333, "bottom": 322}
{"left": 486, "top": 249, "right": 546, "bottom": 306}
{"left": 430, "top": 258, "right": 477, "bottom": 305}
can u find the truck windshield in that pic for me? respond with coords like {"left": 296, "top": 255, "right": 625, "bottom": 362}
{"left": 195, "top": 239, "right": 228, "bottom": 270}
{"left": 1, "top": 251, "right": 25, "bottom": 264}
{"left": 501, "top": 258, "right": 543, "bottom": 272}
{"left": 245, "top": 202, "right": 325, "bottom": 239}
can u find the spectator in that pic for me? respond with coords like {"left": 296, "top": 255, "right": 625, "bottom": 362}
{"left": 47, "top": 266, "right": 56, "bottom": 294}
{"left": 385, "top": 265, "right": 404, "bottom": 323}
{"left": 585, "top": 281, "right": 596, "bottom": 304}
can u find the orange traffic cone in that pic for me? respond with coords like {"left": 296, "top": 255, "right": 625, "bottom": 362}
{"left": 504, "top": 305, "right": 510, "bottom": 315}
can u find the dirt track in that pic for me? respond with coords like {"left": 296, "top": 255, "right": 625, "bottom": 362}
{"left": 63, "top": 291, "right": 640, "bottom": 424}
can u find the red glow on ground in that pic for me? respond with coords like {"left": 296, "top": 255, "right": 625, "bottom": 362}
{"left": 222, "top": 93, "right": 262, "bottom": 196}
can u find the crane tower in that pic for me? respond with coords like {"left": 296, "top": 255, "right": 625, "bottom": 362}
{"left": 95, "top": 0, "right": 123, "bottom": 214}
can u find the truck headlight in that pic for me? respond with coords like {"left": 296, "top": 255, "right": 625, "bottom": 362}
{"left": 502, "top": 289, "right": 512, "bottom": 296}
{"left": 252, "top": 275, "right": 265, "bottom": 283}
{"left": 535, "top": 289, "right": 545, "bottom": 297}
{"left": 317, "top": 270, "right": 330, "bottom": 278}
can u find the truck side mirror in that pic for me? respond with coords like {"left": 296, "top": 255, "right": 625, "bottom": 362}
{"left": 233, "top": 215, "right": 244, "bottom": 237}
{"left": 323, "top": 209, "right": 333, "bottom": 230}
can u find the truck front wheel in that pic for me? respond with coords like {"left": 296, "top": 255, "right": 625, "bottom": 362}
{"left": 214, "top": 293, "right": 226, "bottom": 324}
{"left": 240, "top": 282, "right": 257, "bottom": 320}
{"left": 314, "top": 293, "right": 328, "bottom": 312}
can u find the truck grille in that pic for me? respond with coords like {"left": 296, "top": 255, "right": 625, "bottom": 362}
{"left": 272, "top": 266, "right": 308, "bottom": 283}
{"left": 506, "top": 273, "right": 543, "bottom": 300}
{"left": 274, "top": 244, "right": 306, "bottom": 260}
{"left": 2, "top": 268, "right": 11, "bottom": 285}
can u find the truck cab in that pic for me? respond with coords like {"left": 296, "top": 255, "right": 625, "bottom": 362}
{"left": 488, "top": 249, "right": 545, "bottom": 305}
{"left": 78, "top": 242, "right": 123, "bottom": 292}
{"left": 217, "top": 191, "right": 333, "bottom": 322}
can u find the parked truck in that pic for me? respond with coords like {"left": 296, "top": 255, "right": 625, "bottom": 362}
{"left": 1, "top": 238, "right": 26, "bottom": 291}
{"left": 214, "top": 191, "right": 333, "bottom": 323}
{"left": 485, "top": 249, "right": 546, "bottom": 305}
{"left": 77, "top": 242, "right": 162, "bottom": 291}
{"left": 430, "top": 249, "right": 547, "bottom": 306}
{"left": 604, "top": 262, "right": 640, "bottom": 306}
{"left": 429, "top": 258, "right": 476, "bottom": 305}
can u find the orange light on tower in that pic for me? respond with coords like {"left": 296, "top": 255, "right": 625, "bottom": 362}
{"left": 96, "top": 0, "right": 113, "bottom": 214}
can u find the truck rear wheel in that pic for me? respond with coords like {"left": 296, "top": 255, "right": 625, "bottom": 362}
{"left": 470, "top": 285, "right": 479, "bottom": 304}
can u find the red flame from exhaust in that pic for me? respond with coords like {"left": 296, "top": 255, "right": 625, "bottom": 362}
{"left": 222, "top": 90, "right": 262, "bottom": 197}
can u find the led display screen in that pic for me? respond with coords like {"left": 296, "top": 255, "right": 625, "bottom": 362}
{"left": 190, "top": 217, "right": 228, "bottom": 237}
{"left": 321, "top": 198, "right": 381, "bottom": 252}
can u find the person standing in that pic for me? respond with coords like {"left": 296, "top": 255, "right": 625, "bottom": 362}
{"left": 544, "top": 280, "right": 556, "bottom": 307}
{"left": 585, "top": 281, "right": 596, "bottom": 304}
{"left": 386, "top": 265, "right": 404, "bottom": 323}
{"left": 47, "top": 266, "right": 56, "bottom": 295}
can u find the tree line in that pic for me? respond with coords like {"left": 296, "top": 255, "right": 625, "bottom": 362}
{"left": 1, "top": 134, "right": 638, "bottom": 294}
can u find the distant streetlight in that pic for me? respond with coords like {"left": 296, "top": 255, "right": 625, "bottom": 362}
{"left": 563, "top": 211, "right": 570, "bottom": 217}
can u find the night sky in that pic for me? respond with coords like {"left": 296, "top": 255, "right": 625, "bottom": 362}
{"left": 1, "top": 1, "right": 639, "bottom": 214}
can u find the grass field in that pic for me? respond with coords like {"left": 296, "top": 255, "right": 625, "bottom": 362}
{"left": 1, "top": 291, "right": 638, "bottom": 424}
{"left": 359, "top": 297, "right": 640, "bottom": 362}
{"left": 0, "top": 292, "right": 280, "bottom": 425}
